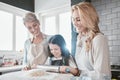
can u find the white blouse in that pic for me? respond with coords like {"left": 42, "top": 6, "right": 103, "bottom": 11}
{"left": 75, "top": 33, "right": 111, "bottom": 80}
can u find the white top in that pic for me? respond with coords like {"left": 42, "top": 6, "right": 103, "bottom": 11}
{"left": 75, "top": 33, "right": 111, "bottom": 80}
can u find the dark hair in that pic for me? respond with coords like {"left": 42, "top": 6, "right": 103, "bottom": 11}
{"left": 48, "top": 34, "right": 70, "bottom": 58}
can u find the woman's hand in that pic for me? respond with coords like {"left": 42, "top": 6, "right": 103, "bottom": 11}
{"left": 22, "top": 64, "right": 37, "bottom": 71}
{"left": 22, "top": 66, "right": 31, "bottom": 71}
{"left": 31, "top": 64, "right": 37, "bottom": 69}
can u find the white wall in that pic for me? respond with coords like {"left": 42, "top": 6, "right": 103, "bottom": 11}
{"left": 0, "top": 2, "right": 28, "bottom": 16}
{"left": 35, "top": 0, "right": 71, "bottom": 13}
{"left": 92, "top": 0, "right": 120, "bottom": 65}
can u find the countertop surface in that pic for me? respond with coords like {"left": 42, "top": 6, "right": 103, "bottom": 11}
{"left": 0, "top": 69, "right": 73, "bottom": 80}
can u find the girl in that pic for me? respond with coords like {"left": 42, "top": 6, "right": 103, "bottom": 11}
{"left": 45, "top": 34, "right": 79, "bottom": 76}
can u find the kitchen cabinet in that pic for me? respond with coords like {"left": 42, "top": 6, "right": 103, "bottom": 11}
{"left": 111, "top": 70, "right": 120, "bottom": 80}
{"left": 111, "top": 65, "right": 120, "bottom": 80}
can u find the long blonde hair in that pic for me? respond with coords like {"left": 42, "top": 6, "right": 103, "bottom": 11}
{"left": 72, "top": 2, "right": 100, "bottom": 52}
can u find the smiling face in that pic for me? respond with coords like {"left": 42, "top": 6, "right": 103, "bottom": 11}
{"left": 49, "top": 43, "right": 62, "bottom": 58}
{"left": 25, "top": 21, "right": 40, "bottom": 37}
{"left": 72, "top": 9, "right": 87, "bottom": 34}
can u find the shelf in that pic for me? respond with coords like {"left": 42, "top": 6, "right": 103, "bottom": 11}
{"left": 111, "top": 69, "right": 120, "bottom": 72}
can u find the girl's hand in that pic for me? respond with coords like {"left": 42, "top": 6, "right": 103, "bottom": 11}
{"left": 59, "top": 66, "right": 69, "bottom": 73}
{"left": 59, "top": 66, "right": 80, "bottom": 76}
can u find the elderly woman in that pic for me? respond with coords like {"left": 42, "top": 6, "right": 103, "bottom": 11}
{"left": 22, "top": 12, "right": 51, "bottom": 70}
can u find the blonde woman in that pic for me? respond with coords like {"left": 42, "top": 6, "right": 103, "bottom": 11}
{"left": 71, "top": 2, "right": 111, "bottom": 80}
{"left": 22, "top": 12, "right": 51, "bottom": 70}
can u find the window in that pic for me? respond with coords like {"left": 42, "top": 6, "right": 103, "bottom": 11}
{"left": 0, "top": 10, "right": 13, "bottom": 50}
{"left": 0, "top": 2, "right": 28, "bottom": 53}
{"left": 59, "top": 12, "right": 71, "bottom": 51}
{"left": 40, "top": 6, "right": 71, "bottom": 52}
{"left": 44, "top": 16, "right": 56, "bottom": 35}
{"left": 16, "top": 16, "right": 28, "bottom": 51}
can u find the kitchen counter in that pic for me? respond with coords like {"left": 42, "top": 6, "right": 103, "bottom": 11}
{"left": 111, "top": 69, "right": 120, "bottom": 79}
{"left": 0, "top": 69, "right": 73, "bottom": 80}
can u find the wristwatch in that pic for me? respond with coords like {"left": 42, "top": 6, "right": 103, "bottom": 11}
{"left": 65, "top": 68, "right": 70, "bottom": 73}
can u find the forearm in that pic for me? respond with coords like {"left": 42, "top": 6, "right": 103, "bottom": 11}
{"left": 59, "top": 66, "right": 79, "bottom": 76}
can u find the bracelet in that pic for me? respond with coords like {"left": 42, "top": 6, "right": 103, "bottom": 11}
{"left": 65, "top": 68, "right": 70, "bottom": 73}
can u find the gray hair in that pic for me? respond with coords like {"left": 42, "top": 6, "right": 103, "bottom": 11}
{"left": 23, "top": 12, "right": 39, "bottom": 24}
